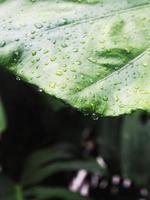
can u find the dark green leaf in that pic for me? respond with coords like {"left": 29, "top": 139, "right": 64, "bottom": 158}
{"left": 0, "top": 174, "right": 23, "bottom": 200}
{"left": 25, "top": 187, "right": 89, "bottom": 200}
{"left": 22, "top": 158, "right": 107, "bottom": 185}
{"left": 0, "top": 99, "right": 6, "bottom": 134}
{"left": 121, "top": 112, "right": 150, "bottom": 185}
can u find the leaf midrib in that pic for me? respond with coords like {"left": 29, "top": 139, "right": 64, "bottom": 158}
{"left": 73, "top": 48, "right": 150, "bottom": 95}
{"left": 45, "top": 3, "right": 150, "bottom": 33}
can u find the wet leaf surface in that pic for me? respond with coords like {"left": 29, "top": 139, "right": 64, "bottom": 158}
{"left": 0, "top": 0, "right": 149, "bottom": 116}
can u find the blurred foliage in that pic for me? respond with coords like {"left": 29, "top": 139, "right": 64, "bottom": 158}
{"left": 0, "top": 144, "right": 97, "bottom": 200}
{"left": 0, "top": 174, "right": 17, "bottom": 200}
{"left": 0, "top": 68, "right": 150, "bottom": 199}
{"left": 0, "top": 173, "right": 89, "bottom": 200}
{"left": 121, "top": 112, "right": 150, "bottom": 186}
{"left": 0, "top": 99, "right": 6, "bottom": 134}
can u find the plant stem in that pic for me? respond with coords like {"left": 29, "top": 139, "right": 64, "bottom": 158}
{"left": 15, "top": 185, "right": 24, "bottom": 200}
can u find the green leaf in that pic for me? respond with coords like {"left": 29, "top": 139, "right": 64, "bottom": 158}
{"left": 25, "top": 187, "right": 89, "bottom": 200}
{"left": 22, "top": 159, "right": 107, "bottom": 185}
{"left": 0, "top": 99, "right": 6, "bottom": 134}
{"left": 121, "top": 112, "right": 150, "bottom": 186}
{"left": 0, "top": 174, "right": 24, "bottom": 200}
{"left": 21, "top": 144, "right": 74, "bottom": 181}
{"left": 21, "top": 147, "right": 107, "bottom": 185}
{"left": 96, "top": 117, "right": 122, "bottom": 170}
{"left": 0, "top": 0, "right": 149, "bottom": 116}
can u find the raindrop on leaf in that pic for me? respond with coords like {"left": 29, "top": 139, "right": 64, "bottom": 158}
{"left": 32, "top": 51, "right": 37, "bottom": 56}
{"left": 35, "top": 23, "right": 43, "bottom": 29}
{"left": 49, "top": 82, "right": 56, "bottom": 89}
{"left": 56, "top": 70, "right": 63, "bottom": 76}
{"left": 0, "top": 41, "right": 6, "bottom": 47}
{"left": 92, "top": 113, "right": 99, "bottom": 120}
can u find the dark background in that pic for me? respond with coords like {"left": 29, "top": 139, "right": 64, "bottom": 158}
{"left": 0, "top": 68, "right": 150, "bottom": 200}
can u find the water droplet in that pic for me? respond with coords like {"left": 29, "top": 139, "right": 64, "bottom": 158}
{"left": 15, "top": 38, "right": 20, "bottom": 42}
{"left": 14, "top": 51, "right": 19, "bottom": 56}
{"left": 31, "top": 31, "right": 36, "bottom": 34}
{"left": 56, "top": 70, "right": 63, "bottom": 76}
{"left": 92, "top": 113, "right": 99, "bottom": 120}
{"left": 103, "top": 96, "right": 108, "bottom": 101}
{"left": 73, "top": 75, "right": 77, "bottom": 79}
{"left": 50, "top": 56, "right": 56, "bottom": 62}
{"left": 90, "top": 103, "right": 94, "bottom": 109}
{"left": 143, "top": 63, "right": 148, "bottom": 67}
{"left": 115, "top": 96, "right": 119, "bottom": 102}
{"left": 61, "top": 43, "right": 68, "bottom": 48}
{"left": 31, "top": 36, "right": 35, "bottom": 40}
{"left": 38, "top": 88, "right": 43, "bottom": 92}
{"left": 36, "top": 58, "right": 40, "bottom": 62}
{"left": 73, "top": 48, "right": 78, "bottom": 53}
{"left": 32, "top": 51, "right": 36, "bottom": 56}
{"left": 0, "top": 41, "right": 6, "bottom": 47}
{"left": 83, "top": 112, "right": 89, "bottom": 117}
{"left": 44, "top": 62, "right": 49, "bottom": 66}
{"left": 76, "top": 60, "right": 82, "bottom": 65}
{"left": 16, "top": 76, "right": 20, "bottom": 81}
{"left": 63, "top": 68, "right": 67, "bottom": 72}
{"left": 49, "top": 82, "right": 56, "bottom": 89}
{"left": 43, "top": 50, "right": 49, "bottom": 54}
{"left": 35, "top": 23, "right": 43, "bottom": 29}
{"left": 52, "top": 40, "right": 56, "bottom": 44}
{"left": 71, "top": 68, "right": 76, "bottom": 72}
{"left": 31, "top": 59, "right": 35, "bottom": 64}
